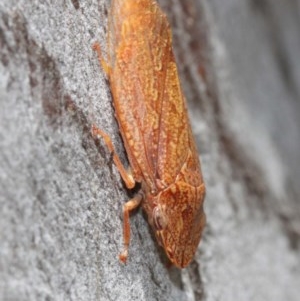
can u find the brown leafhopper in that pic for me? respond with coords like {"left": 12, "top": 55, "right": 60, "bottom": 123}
{"left": 92, "top": 0, "right": 206, "bottom": 268}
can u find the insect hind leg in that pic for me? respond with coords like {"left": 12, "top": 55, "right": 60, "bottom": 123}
{"left": 92, "top": 42, "right": 111, "bottom": 77}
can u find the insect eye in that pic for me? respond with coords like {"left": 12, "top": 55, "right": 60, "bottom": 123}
{"left": 153, "top": 207, "right": 166, "bottom": 231}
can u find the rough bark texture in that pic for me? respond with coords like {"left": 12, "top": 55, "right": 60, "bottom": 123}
{"left": 1, "top": 0, "right": 300, "bottom": 300}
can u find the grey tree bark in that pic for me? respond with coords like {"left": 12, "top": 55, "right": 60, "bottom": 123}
{"left": 1, "top": 0, "right": 299, "bottom": 300}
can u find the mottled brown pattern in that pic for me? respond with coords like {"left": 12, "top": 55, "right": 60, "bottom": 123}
{"left": 93, "top": 0, "right": 205, "bottom": 268}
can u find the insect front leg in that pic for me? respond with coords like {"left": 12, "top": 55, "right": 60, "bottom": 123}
{"left": 119, "top": 192, "right": 143, "bottom": 263}
{"left": 92, "top": 125, "right": 143, "bottom": 263}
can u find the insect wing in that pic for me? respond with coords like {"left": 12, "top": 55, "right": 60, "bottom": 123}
{"left": 111, "top": 8, "right": 194, "bottom": 189}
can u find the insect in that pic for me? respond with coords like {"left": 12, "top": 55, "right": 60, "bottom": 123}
{"left": 92, "top": 0, "right": 206, "bottom": 268}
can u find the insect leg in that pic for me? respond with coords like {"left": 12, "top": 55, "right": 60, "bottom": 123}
{"left": 119, "top": 192, "right": 143, "bottom": 263}
{"left": 92, "top": 42, "right": 111, "bottom": 77}
{"left": 91, "top": 124, "right": 135, "bottom": 189}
